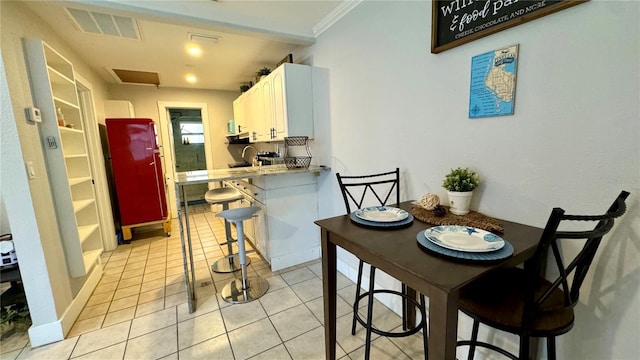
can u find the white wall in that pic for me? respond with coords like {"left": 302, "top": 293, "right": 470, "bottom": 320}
{"left": 301, "top": 1, "right": 639, "bottom": 359}
{"left": 106, "top": 85, "right": 243, "bottom": 170}
{"left": 1, "top": 0, "right": 112, "bottom": 345}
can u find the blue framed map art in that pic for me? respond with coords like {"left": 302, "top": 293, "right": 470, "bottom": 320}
{"left": 469, "top": 45, "right": 519, "bottom": 118}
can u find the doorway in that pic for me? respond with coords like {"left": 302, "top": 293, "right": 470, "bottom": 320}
{"left": 169, "top": 108, "right": 208, "bottom": 205}
{"left": 157, "top": 102, "right": 212, "bottom": 218}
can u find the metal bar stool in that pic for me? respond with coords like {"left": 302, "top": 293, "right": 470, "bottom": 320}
{"left": 204, "top": 187, "right": 249, "bottom": 273}
{"left": 216, "top": 206, "right": 269, "bottom": 303}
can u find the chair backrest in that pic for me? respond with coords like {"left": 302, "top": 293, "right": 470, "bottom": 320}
{"left": 336, "top": 168, "right": 400, "bottom": 214}
{"left": 525, "top": 191, "right": 629, "bottom": 320}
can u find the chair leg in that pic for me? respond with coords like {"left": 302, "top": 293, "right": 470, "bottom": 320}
{"left": 351, "top": 260, "right": 365, "bottom": 335}
{"left": 518, "top": 335, "right": 530, "bottom": 360}
{"left": 364, "top": 265, "right": 377, "bottom": 360}
{"left": 402, "top": 283, "right": 408, "bottom": 330}
{"left": 547, "top": 337, "right": 557, "bottom": 360}
{"left": 419, "top": 293, "right": 428, "bottom": 360}
{"left": 467, "top": 319, "right": 480, "bottom": 360}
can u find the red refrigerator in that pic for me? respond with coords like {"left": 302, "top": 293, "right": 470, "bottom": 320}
{"left": 105, "top": 118, "right": 168, "bottom": 226}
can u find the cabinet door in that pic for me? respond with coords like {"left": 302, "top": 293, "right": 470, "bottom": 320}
{"left": 253, "top": 203, "right": 269, "bottom": 261}
{"left": 232, "top": 96, "right": 245, "bottom": 134}
{"left": 260, "top": 78, "right": 275, "bottom": 141}
{"left": 246, "top": 86, "right": 264, "bottom": 142}
{"left": 271, "top": 68, "right": 288, "bottom": 140}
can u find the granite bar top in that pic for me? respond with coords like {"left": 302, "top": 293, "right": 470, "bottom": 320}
{"left": 175, "top": 164, "right": 329, "bottom": 185}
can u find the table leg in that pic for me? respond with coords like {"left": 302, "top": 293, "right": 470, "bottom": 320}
{"left": 177, "top": 184, "right": 196, "bottom": 313}
{"left": 428, "top": 289, "right": 459, "bottom": 359}
{"left": 321, "top": 229, "right": 337, "bottom": 360}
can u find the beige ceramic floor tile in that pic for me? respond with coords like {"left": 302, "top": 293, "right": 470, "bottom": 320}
{"left": 129, "top": 307, "right": 176, "bottom": 339}
{"left": 109, "top": 294, "right": 139, "bottom": 312}
{"left": 291, "top": 277, "right": 324, "bottom": 302}
{"left": 71, "top": 321, "right": 130, "bottom": 358}
{"left": 249, "top": 344, "right": 293, "bottom": 360}
{"left": 103, "top": 306, "right": 136, "bottom": 327}
{"left": 77, "top": 302, "right": 109, "bottom": 321}
{"left": 113, "top": 284, "right": 142, "bottom": 300}
{"left": 124, "top": 326, "right": 178, "bottom": 360}
{"left": 15, "top": 336, "right": 78, "bottom": 360}
{"left": 178, "top": 334, "right": 234, "bottom": 360}
{"left": 219, "top": 299, "right": 267, "bottom": 331}
{"left": 67, "top": 315, "right": 105, "bottom": 338}
{"left": 281, "top": 267, "right": 317, "bottom": 286}
{"left": 259, "top": 287, "right": 302, "bottom": 316}
{"left": 71, "top": 342, "right": 126, "bottom": 360}
{"left": 138, "top": 287, "right": 165, "bottom": 304}
{"left": 117, "top": 275, "right": 143, "bottom": 289}
{"left": 177, "top": 310, "right": 226, "bottom": 350}
{"left": 1, "top": 330, "right": 30, "bottom": 355}
{"left": 270, "top": 304, "right": 321, "bottom": 341}
{"left": 285, "top": 326, "right": 346, "bottom": 360}
{"left": 348, "top": 336, "right": 411, "bottom": 360}
{"left": 135, "top": 298, "right": 165, "bottom": 317}
{"left": 227, "top": 318, "right": 282, "bottom": 360}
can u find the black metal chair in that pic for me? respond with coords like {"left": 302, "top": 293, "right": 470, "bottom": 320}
{"left": 457, "top": 191, "right": 629, "bottom": 360}
{"left": 336, "top": 168, "right": 428, "bottom": 359}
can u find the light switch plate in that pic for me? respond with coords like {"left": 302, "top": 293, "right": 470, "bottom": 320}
{"left": 25, "top": 106, "right": 42, "bottom": 122}
{"left": 25, "top": 161, "right": 36, "bottom": 179}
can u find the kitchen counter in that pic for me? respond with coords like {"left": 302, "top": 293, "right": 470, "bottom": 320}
{"left": 175, "top": 163, "right": 329, "bottom": 313}
{"left": 175, "top": 164, "right": 329, "bottom": 185}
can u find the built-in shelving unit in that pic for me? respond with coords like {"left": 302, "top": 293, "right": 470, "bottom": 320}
{"left": 24, "top": 38, "right": 103, "bottom": 277}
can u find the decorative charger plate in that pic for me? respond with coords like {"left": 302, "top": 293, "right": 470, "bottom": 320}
{"left": 355, "top": 206, "right": 409, "bottom": 223}
{"left": 416, "top": 230, "right": 513, "bottom": 262}
{"left": 424, "top": 225, "right": 504, "bottom": 253}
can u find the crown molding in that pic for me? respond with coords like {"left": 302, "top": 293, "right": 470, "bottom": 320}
{"left": 313, "top": 0, "right": 364, "bottom": 37}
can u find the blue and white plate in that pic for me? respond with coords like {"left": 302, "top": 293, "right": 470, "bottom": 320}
{"left": 424, "top": 225, "right": 504, "bottom": 253}
{"left": 355, "top": 206, "right": 409, "bottom": 223}
{"left": 417, "top": 230, "right": 513, "bottom": 262}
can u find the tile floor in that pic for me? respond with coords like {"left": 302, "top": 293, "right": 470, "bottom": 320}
{"left": 0, "top": 205, "right": 426, "bottom": 359}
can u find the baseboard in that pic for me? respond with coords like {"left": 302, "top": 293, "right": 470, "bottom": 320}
{"left": 28, "top": 264, "right": 102, "bottom": 347}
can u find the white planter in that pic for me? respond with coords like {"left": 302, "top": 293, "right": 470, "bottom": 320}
{"left": 447, "top": 191, "right": 473, "bottom": 215}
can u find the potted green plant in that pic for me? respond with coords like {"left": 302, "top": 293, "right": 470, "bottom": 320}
{"left": 256, "top": 67, "right": 271, "bottom": 81}
{"left": 0, "top": 303, "right": 31, "bottom": 339}
{"left": 442, "top": 167, "right": 480, "bottom": 215}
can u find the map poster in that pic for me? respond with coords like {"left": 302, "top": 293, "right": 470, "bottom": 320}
{"left": 469, "top": 44, "right": 518, "bottom": 118}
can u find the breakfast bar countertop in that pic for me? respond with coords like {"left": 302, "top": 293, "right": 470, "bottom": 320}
{"left": 175, "top": 164, "right": 329, "bottom": 185}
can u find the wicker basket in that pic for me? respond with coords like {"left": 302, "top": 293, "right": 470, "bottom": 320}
{"left": 285, "top": 156, "right": 312, "bottom": 169}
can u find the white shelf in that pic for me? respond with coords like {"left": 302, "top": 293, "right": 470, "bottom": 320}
{"left": 78, "top": 224, "right": 99, "bottom": 246}
{"left": 26, "top": 37, "right": 104, "bottom": 278}
{"left": 69, "top": 176, "right": 92, "bottom": 186}
{"left": 72, "top": 199, "right": 95, "bottom": 213}
{"left": 82, "top": 249, "right": 102, "bottom": 272}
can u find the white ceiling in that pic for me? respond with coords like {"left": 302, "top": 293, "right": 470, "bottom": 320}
{"left": 23, "top": 0, "right": 354, "bottom": 91}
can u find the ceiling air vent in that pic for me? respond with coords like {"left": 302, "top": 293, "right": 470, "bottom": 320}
{"left": 65, "top": 8, "right": 141, "bottom": 40}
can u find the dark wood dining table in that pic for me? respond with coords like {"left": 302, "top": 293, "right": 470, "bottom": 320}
{"left": 315, "top": 201, "right": 543, "bottom": 359}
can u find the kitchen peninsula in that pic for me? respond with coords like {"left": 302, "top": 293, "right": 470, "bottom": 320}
{"left": 175, "top": 164, "right": 328, "bottom": 312}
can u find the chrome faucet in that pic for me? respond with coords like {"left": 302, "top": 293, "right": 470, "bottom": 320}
{"left": 241, "top": 145, "right": 258, "bottom": 164}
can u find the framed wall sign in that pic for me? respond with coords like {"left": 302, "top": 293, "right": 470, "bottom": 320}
{"left": 431, "top": 0, "right": 588, "bottom": 54}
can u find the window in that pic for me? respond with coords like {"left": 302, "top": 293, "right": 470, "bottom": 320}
{"left": 180, "top": 121, "right": 204, "bottom": 144}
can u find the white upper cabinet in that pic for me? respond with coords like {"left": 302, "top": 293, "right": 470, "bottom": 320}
{"left": 235, "top": 63, "right": 314, "bottom": 143}
{"left": 24, "top": 38, "right": 103, "bottom": 277}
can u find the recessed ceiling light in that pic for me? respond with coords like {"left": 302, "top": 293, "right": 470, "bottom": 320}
{"left": 185, "top": 75, "right": 197, "bottom": 84}
{"left": 187, "top": 46, "right": 202, "bottom": 56}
